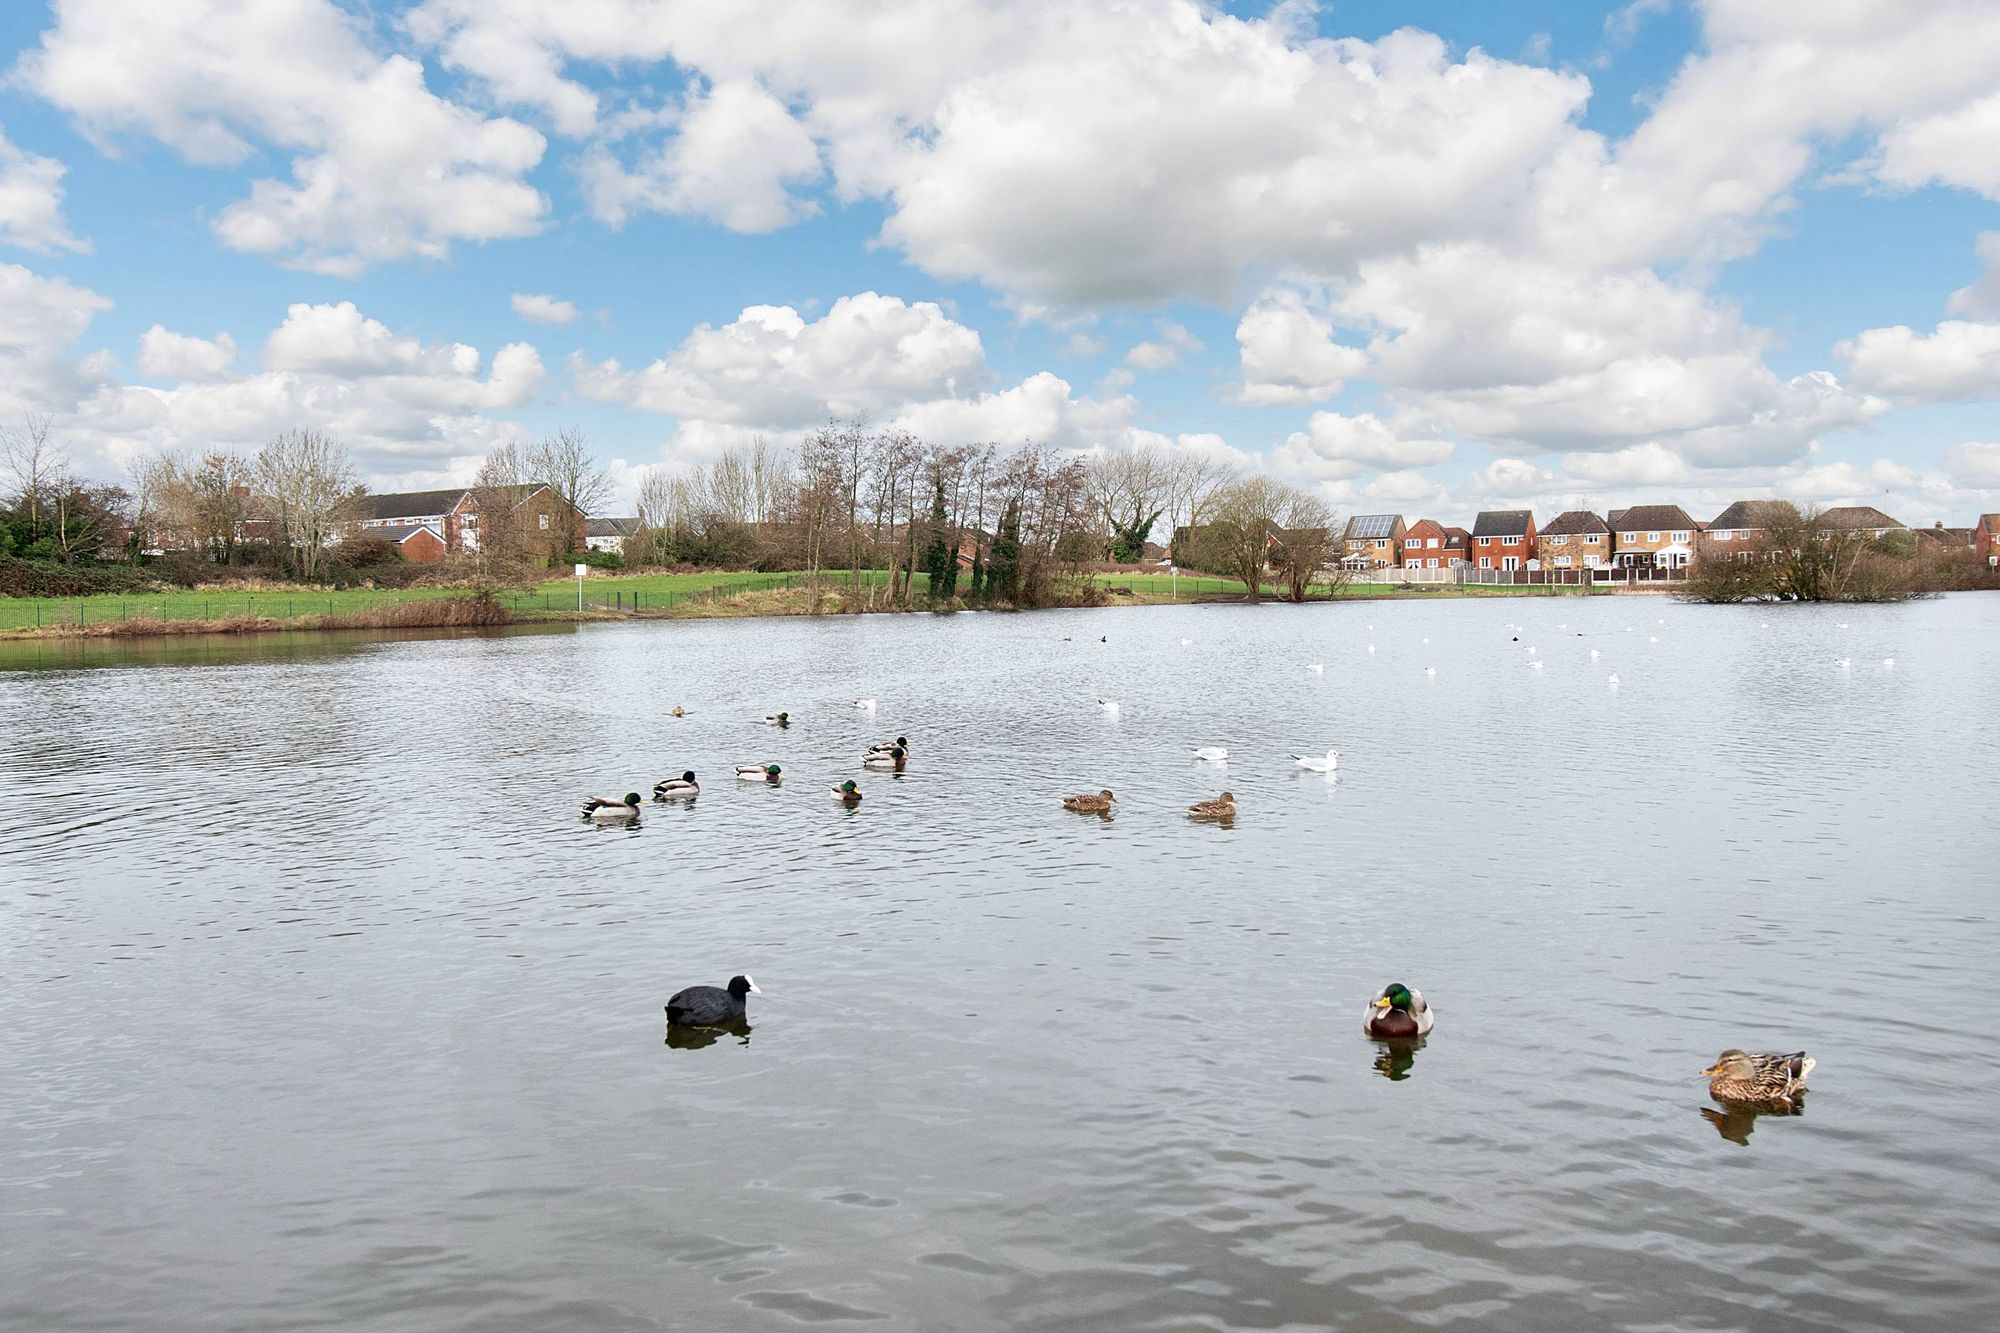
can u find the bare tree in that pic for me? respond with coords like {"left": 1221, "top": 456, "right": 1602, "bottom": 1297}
{"left": 1, "top": 412, "right": 62, "bottom": 537}
{"left": 467, "top": 442, "right": 534, "bottom": 567}
{"left": 1167, "top": 451, "right": 1240, "bottom": 561}
{"left": 1183, "top": 476, "right": 1286, "bottom": 600}
{"left": 1268, "top": 489, "right": 1342, "bottom": 601}
{"left": 257, "top": 429, "right": 358, "bottom": 581}
{"left": 1085, "top": 444, "right": 1175, "bottom": 561}
{"left": 529, "top": 427, "right": 610, "bottom": 559}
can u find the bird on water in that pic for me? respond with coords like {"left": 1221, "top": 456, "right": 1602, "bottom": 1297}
{"left": 1701, "top": 1049, "right": 1813, "bottom": 1108}
{"left": 1062, "top": 789, "right": 1117, "bottom": 814}
{"left": 666, "top": 975, "right": 760, "bottom": 1027}
{"left": 581, "top": 793, "right": 642, "bottom": 821}
{"left": 1364, "top": 983, "right": 1433, "bottom": 1038}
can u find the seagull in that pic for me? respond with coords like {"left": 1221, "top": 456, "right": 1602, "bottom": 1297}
{"left": 1530, "top": 660, "right": 1544, "bottom": 670}
{"left": 1422, "top": 637, "right": 1430, "bottom": 645}
{"left": 1882, "top": 657, "right": 1895, "bottom": 668}
{"left": 1557, "top": 623, "right": 1567, "bottom": 630}
{"left": 1837, "top": 659, "right": 1851, "bottom": 668}
{"left": 1307, "top": 663, "right": 1324, "bottom": 673}
{"left": 1099, "top": 699, "right": 1120, "bottom": 713}
{"left": 1191, "top": 747, "right": 1229, "bottom": 762}
{"left": 1293, "top": 750, "right": 1341, "bottom": 773}
{"left": 853, "top": 698, "right": 877, "bottom": 710}
{"left": 1424, "top": 666, "right": 1437, "bottom": 677}
{"left": 1367, "top": 644, "right": 1376, "bottom": 654}
{"left": 1837, "top": 622, "right": 1849, "bottom": 629}
{"left": 1608, "top": 673, "right": 1620, "bottom": 686}
{"left": 1526, "top": 645, "right": 1537, "bottom": 655}
{"left": 1625, "top": 626, "right": 1634, "bottom": 633}
{"left": 1761, "top": 622, "right": 1770, "bottom": 628}
{"left": 1649, "top": 636, "right": 1659, "bottom": 643}
{"left": 1180, "top": 638, "right": 1192, "bottom": 646}
{"left": 1590, "top": 648, "right": 1600, "bottom": 660}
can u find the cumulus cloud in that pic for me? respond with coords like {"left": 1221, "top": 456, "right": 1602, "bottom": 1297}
{"left": 0, "top": 126, "right": 87, "bottom": 254}
{"left": 1270, "top": 411, "right": 1454, "bottom": 483}
{"left": 1124, "top": 321, "right": 1203, "bottom": 372}
{"left": 511, "top": 292, "right": 579, "bottom": 325}
{"left": 574, "top": 291, "right": 985, "bottom": 425}
{"left": 1944, "top": 440, "right": 2000, "bottom": 487}
{"left": 1232, "top": 287, "right": 1366, "bottom": 405}
{"left": 137, "top": 327, "right": 237, "bottom": 381}
{"left": 19, "top": 0, "right": 547, "bottom": 274}
{"left": 1837, "top": 320, "right": 2000, "bottom": 403}
{"left": 0, "top": 262, "right": 114, "bottom": 416}
{"left": 584, "top": 80, "right": 822, "bottom": 232}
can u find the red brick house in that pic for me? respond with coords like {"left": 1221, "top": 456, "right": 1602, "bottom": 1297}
{"left": 370, "top": 522, "right": 448, "bottom": 564}
{"left": 1471, "top": 510, "right": 1537, "bottom": 572}
{"left": 1399, "top": 519, "right": 1470, "bottom": 569}
{"left": 339, "top": 484, "right": 584, "bottom": 558}
{"left": 1977, "top": 514, "right": 2000, "bottom": 568}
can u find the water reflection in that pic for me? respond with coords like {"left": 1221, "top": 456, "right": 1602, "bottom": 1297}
{"left": 1701, "top": 1094, "right": 1806, "bottom": 1146}
{"left": 665, "top": 1018, "right": 753, "bottom": 1050}
{"left": 1370, "top": 1036, "right": 1426, "bottom": 1081}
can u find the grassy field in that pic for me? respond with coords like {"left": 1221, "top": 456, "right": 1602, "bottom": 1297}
{"left": 0, "top": 566, "right": 1609, "bottom": 633}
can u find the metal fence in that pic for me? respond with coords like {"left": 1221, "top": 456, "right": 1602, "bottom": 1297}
{"left": 1345, "top": 563, "right": 1689, "bottom": 588}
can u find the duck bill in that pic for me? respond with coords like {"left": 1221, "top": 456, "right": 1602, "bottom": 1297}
{"left": 1374, "top": 997, "right": 1392, "bottom": 1010}
{"left": 1697, "top": 1065, "right": 1719, "bottom": 1077}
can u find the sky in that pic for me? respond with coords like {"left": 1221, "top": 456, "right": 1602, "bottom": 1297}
{"left": 1, "top": 0, "right": 1997, "bottom": 526}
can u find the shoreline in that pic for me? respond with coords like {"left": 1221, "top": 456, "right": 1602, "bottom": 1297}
{"left": 0, "top": 578, "right": 1681, "bottom": 642}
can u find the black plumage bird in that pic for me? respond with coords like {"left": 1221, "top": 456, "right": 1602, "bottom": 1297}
{"left": 666, "top": 975, "right": 760, "bottom": 1026}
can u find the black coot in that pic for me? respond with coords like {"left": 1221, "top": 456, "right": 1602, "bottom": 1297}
{"left": 666, "top": 974, "right": 760, "bottom": 1026}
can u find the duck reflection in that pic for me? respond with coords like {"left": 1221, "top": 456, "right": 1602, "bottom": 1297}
{"left": 665, "top": 1018, "right": 753, "bottom": 1050}
{"left": 1370, "top": 1036, "right": 1425, "bottom": 1081}
{"left": 1700, "top": 1093, "right": 1804, "bottom": 1145}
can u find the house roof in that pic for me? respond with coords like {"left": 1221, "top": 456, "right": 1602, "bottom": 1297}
{"left": 1344, "top": 513, "right": 1402, "bottom": 540}
{"left": 1820, "top": 505, "right": 1904, "bottom": 530}
{"left": 1980, "top": 513, "right": 2000, "bottom": 532}
{"left": 1403, "top": 518, "right": 1444, "bottom": 538}
{"left": 1916, "top": 526, "right": 1972, "bottom": 548}
{"left": 1471, "top": 510, "right": 1533, "bottom": 538}
{"left": 1442, "top": 526, "right": 1471, "bottom": 544}
{"left": 341, "top": 488, "right": 467, "bottom": 522}
{"left": 369, "top": 522, "right": 443, "bottom": 544}
{"left": 1612, "top": 504, "right": 1695, "bottom": 532}
{"left": 1541, "top": 509, "right": 1609, "bottom": 536}
{"left": 586, "top": 516, "right": 636, "bottom": 538}
{"left": 1707, "top": 499, "right": 1791, "bottom": 531}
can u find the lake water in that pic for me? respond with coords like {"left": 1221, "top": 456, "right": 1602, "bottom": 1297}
{"left": 3, "top": 594, "right": 1997, "bottom": 1332}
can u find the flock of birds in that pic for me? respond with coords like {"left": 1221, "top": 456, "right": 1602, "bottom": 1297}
{"left": 618, "top": 618, "right": 1832, "bottom": 1116}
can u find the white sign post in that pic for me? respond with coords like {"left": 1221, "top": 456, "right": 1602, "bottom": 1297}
{"left": 574, "top": 562, "right": 587, "bottom": 611}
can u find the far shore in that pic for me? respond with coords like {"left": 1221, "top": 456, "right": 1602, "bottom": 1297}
{"left": 0, "top": 573, "right": 1683, "bottom": 641}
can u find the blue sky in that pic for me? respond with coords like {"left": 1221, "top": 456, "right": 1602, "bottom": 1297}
{"left": 0, "top": 0, "right": 1996, "bottom": 525}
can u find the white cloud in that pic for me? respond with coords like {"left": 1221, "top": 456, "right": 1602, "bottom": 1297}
{"left": 1232, "top": 287, "right": 1365, "bottom": 405}
{"left": 1124, "top": 320, "right": 1204, "bottom": 372}
{"left": 1948, "top": 233, "right": 2000, "bottom": 318}
{"left": 510, "top": 292, "right": 579, "bottom": 325}
{"left": 574, "top": 291, "right": 985, "bottom": 425}
{"left": 0, "top": 126, "right": 87, "bottom": 254}
{"left": 584, "top": 80, "right": 822, "bottom": 232}
{"left": 1270, "top": 410, "right": 1454, "bottom": 482}
{"left": 20, "top": 0, "right": 547, "bottom": 274}
{"left": 1944, "top": 440, "right": 2000, "bottom": 487}
{"left": 1837, "top": 319, "right": 2000, "bottom": 403}
{"left": 0, "top": 262, "right": 114, "bottom": 418}
{"left": 1335, "top": 245, "right": 1885, "bottom": 465}
{"left": 137, "top": 327, "right": 237, "bottom": 381}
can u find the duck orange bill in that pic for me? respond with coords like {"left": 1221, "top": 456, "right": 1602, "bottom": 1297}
{"left": 1698, "top": 1066, "right": 1719, "bottom": 1077}
{"left": 1375, "top": 997, "right": 1392, "bottom": 1008}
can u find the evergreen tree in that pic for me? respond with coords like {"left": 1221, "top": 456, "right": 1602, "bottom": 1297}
{"left": 968, "top": 548, "right": 985, "bottom": 599}
{"left": 921, "top": 477, "right": 955, "bottom": 598}
{"left": 987, "top": 494, "right": 1022, "bottom": 603}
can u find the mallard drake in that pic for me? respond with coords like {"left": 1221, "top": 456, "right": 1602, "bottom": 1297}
{"left": 1062, "top": 789, "right": 1116, "bottom": 814}
{"left": 862, "top": 746, "right": 907, "bottom": 767}
{"left": 666, "top": 975, "right": 759, "bottom": 1027}
{"left": 1701, "top": 1049, "right": 1814, "bottom": 1107}
{"left": 867, "top": 735, "right": 909, "bottom": 755}
{"left": 831, "top": 780, "right": 863, "bottom": 803}
{"left": 737, "top": 764, "right": 782, "bottom": 782}
{"left": 1190, "top": 747, "right": 1229, "bottom": 762}
{"left": 582, "top": 793, "right": 642, "bottom": 821}
{"left": 652, "top": 770, "right": 699, "bottom": 800}
{"left": 1187, "top": 791, "right": 1236, "bottom": 820}
{"left": 1364, "top": 983, "right": 1432, "bottom": 1038}
{"left": 763, "top": 712, "right": 790, "bottom": 726}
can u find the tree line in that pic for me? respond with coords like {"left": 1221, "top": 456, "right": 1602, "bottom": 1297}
{"left": 1679, "top": 502, "right": 1978, "bottom": 603}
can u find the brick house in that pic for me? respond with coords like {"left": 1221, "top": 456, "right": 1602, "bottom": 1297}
{"left": 1399, "top": 518, "right": 1470, "bottom": 569}
{"left": 1537, "top": 510, "right": 1611, "bottom": 572}
{"left": 1915, "top": 523, "right": 1972, "bottom": 555}
{"left": 1612, "top": 504, "right": 1698, "bottom": 568}
{"left": 1470, "top": 510, "right": 1537, "bottom": 572}
{"left": 369, "top": 522, "right": 448, "bottom": 563}
{"left": 1340, "top": 514, "right": 1406, "bottom": 568}
{"left": 585, "top": 516, "right": 636, "bottom": 554}
{"left": 339, "top": 484, "right": 584, "bottom": 558}
{"left": 1704, "top": 499, "right": 1791, "bottom": 560}
{"left": 1977, "top": 514, "right": 2000, "bottom": 567}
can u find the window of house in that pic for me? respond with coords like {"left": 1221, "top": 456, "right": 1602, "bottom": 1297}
{"left": 1647, "top": 531, "right": 1659, "bottom": 542}
{"left": 1585, "top": 533, "right": 1600, "bottom": 543}
{"left": 1716, "top": 530, "right": 1732, "bottom": 540}
{"left": 1427, "top": 537, "right": 1439, "bottom": 547}
{"left": 1503, "top": 555, "right": 1518, "bottom": 571}
{"left": 1555, "top": 555, "right": 1571, "bottom": 567}
{"left": 1478, "top": 536, "right": 1491, "bottom": 546}
{"left": 1406, "top": 538, "right": 1419, "bottom": 549}
{"left": 1479, "top": 556, "right": 1492, "bottom": 569}
{"left": 1375, "top": 538, "right": 1387, "bottom": 549}
{"left": 1584, "top": 554, "right": 1600, "bottom": 567}
{"left": 538, "top": 514, "right": 550, "bottom": 530}
{"left": 1427, "top": 558, "right": 1438, "bottom": 569}
{"left": 1672, "top": 530, "right": 1690, "bottom": 542}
